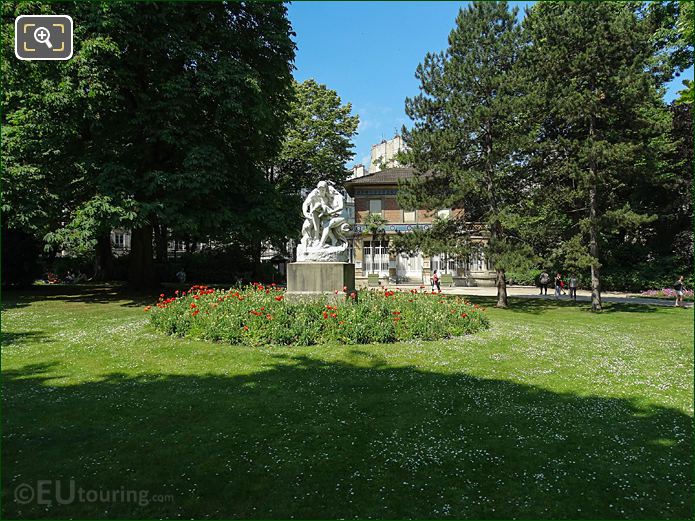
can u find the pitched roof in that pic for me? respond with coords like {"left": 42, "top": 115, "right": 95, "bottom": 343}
{"left": 344, "top": 167, "right": 417, "bottom": 195}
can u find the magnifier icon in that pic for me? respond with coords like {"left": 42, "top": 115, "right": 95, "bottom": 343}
{"left": 33, "top": 26, "right": 52, "bottom": 48}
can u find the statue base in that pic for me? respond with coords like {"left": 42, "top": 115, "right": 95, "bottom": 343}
{"left": 285, "top": 262, "right": 356, "bottom": 303}
{"left": 296, "top": 243, "right": 348, "bottom": 263}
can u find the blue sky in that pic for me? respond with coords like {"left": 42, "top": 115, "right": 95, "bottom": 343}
{"left": 287, "top": 1, "right": 694, "bottom": 168}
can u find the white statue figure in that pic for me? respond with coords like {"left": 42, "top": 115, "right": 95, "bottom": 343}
{"left": 297, "top": 181, "right": 350, "bottom": 262}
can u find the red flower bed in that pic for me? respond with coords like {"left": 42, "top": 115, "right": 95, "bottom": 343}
{"left": 148, "top": 284, "right": 489, "bottom": 346}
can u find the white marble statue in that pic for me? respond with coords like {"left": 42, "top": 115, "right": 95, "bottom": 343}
{"left": 297, "top": 181, "right": 350, "bottom": 262}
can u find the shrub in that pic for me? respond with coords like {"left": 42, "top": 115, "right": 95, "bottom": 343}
{"left": 640, "top": 288, "right": 694, "bottom": 301}
{"left": 147, "top": 284, "right": 490, "bottom": 346}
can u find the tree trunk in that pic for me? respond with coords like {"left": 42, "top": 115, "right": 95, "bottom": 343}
{"left": 155, "top": 225, "right": 168, "bottom": 263}
{"left": 128, "top": 225, "right": 157, "bottom": 289}
{"left": 94, "top": 232, "right": 113, "bottom": 281}
{"left": 588, "top": 114, "right": 602, "bottom": 312}
{"left": 483, "top": 120, "right": 507, "bottom": 308}
{"left": 496, "top": 268, "right": 508, "bottom": 308}
{"left": 589, "top": 183, "right": 602, "bottom": 311}
{"left": 251, "top": 241, "right": 263, "bottom": 280}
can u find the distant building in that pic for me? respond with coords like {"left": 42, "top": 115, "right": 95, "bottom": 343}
{"left": 368, "top": 135, "right": 405, "bottom": 173}
{"left": 344, "top": 165, "right": 496, "bottom": 286}
{"left": 110, "top": 229, "right": 206, "bottom": 258}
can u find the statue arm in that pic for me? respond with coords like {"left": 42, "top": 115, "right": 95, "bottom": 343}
{"left": 332, "top": 194, "right": 344, "bottom": 214}
{"left": 302, "top": 190, "right": 317, "bottom": 218}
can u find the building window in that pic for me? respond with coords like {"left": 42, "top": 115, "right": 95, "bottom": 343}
{"left": 363, "top": 240, "right": 389, "bottom": 275}
{"left": 403, "top": 209, "right": 416, "bottom": 223}
{"left": 397, "top": 251, "right": 422, "bottom": 277}
{"left": 114, "top": 233, "right": 125, "bottom": 249}
{"left": 437, "top": 208, "right": 451, "bottom": 219}
{"left": 466, "top": 249, "right": 485, "bottom": 271}
{"left": 369, "top": 199, "right": 382, "bottom": 216}
{"left": 431, "top": 253, "right": 453, "bottom": 275}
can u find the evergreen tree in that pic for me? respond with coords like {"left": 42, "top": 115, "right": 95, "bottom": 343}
{"left": 523, "top": 2, "right": 677, "bottom": 310}
{"left": 399, "top": 1, "right": 529, "bottom": 308}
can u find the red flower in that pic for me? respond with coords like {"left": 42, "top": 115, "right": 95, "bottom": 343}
{"left": 192, "top": 310, "right": 200, "bottom": 317}
{"left": 322, "top": 312, "right": 328, "bottom": 319}
{"left": 343, "top": 286, "right": 348, "bottom": 292}
{"left": 275, "top": 296, "right": 283, "bottom": 301}
{"left": 175, "top": 290, "right": 179, "bottom": 295}
{"left": 330, "top": 313, "right": 337, "bottom": 318}
{"left": 392, "top": 311, "right": 401, "bottom": 315}
{"left": 461, "top": 313, "right": 467, "bottom": 318}
{"left": 350, "top": 292, "right": 356, "bottom": 299}
{"left": 159, "top": 293, "right": 165, "bottom": 298}
{"left": 266, "top": 314, "right": 272, "bottom": 320}
{"left": 143, "top": 306, "right": 152, "bottom": 312}
{"left": 190, "top": 303, "right": 196, "bottom": 309}
{"left": 339, "top": 321, "right": 345, "bottom": 325}
{"left": 243, "top": 325, "right": 249, "bottom": 331}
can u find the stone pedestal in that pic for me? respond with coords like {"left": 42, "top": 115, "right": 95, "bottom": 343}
{"left": 286, "top": 262, "right": 356, "bottom": 303}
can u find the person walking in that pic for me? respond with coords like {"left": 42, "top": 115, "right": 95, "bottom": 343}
{"left": 674, "top": 275, "right": 686, "bottom": 308}
{"left": 539, "top": 271, "right": 549, "bottom": 295}
{"left": 432, "top": 269, "right": 441, "bottom": 293}
{"left": 568, "top": 273, "right": 578, "bottom": 301}
{"left": 554, "top": 272, "right": 562, "bottom": 299}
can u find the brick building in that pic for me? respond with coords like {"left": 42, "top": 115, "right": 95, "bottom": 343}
{"left": 344, "top": 166, "right": 496, "bottom": 287}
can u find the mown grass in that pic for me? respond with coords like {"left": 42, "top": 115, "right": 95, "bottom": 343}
{"left": 1, "top": 284, "right": 692, "bottom": 519}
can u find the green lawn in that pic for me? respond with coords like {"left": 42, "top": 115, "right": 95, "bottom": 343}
{"left": 2, "top": 285, "right": 692, "bottom": 519}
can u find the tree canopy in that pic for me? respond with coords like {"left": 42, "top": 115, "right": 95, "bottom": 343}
{"left": 3, "top": 1, "right": 297, "bottom": 286}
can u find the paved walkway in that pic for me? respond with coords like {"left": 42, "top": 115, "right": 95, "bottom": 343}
{"left": 385, "top": 284, "right": 693, "bottom": 308}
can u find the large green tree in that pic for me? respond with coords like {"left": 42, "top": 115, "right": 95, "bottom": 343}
{"left": 642, "top": 0, "right": 694, "bottom": 104}
{"left": 523, "top": 2, "right": 677, "bottom": 310}
{"left": 269, "top": 79, "right": 358, "bottom": 193}
{"left": 250, "top": 79, "right": 358, "bottom": 263}
{"left": 399, "top": 1, "right": 530, "bottom": 308}
{"left": 2, "top": 2, "right": 296, "bottom": 287}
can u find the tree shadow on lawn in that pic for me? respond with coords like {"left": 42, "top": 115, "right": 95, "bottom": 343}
{"left": 2, "top": 284, "right": 156, "bottom": 311}
{"left": 2, "top": 357, "right": 691, "bottom": 520}
{"left": 0, "top": 331, "right": 53, "bottom": 347}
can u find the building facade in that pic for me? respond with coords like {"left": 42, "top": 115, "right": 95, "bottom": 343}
{"left": 344, "top": 166, "right": 496, "bottom": 287}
